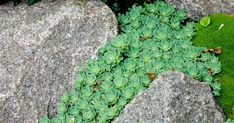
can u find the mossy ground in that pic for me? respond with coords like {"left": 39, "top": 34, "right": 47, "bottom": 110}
{"left": 193, "top": 14, "right": 234, "bottom": 119}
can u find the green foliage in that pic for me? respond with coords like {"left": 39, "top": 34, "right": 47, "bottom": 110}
{"left": 40, "top": 2, "right": 222, "bottom": 123}
{"left": 193, "top": 14, "right": 234, "bottom": 119}
{"left": 226, "top": 119, "right": 234, "bottom": 123}
{"left": 39, "top": 117, "right": 50, "bottom": 123}
{"left": 101, "top": 0, "right": 155, "bottom": 13}
{"left": 199, "top": 16, "right": 211, "bottom": 27}
{"left": 12, "top": 0, "right": 40, "bottom": 6}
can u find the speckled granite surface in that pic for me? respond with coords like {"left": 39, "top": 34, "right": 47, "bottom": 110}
{"left": 0, "top": 0, "right": 118, "bottom": 122}
{"left": 165, "top": 0, "right": 234, "bottom": 20}
{"left": 113, "top": 72, "right": 224, "bottom": 123}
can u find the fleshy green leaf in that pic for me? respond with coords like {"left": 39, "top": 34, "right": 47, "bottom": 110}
{"left": 200, "top": 16, "right": 211, "bottom": 27}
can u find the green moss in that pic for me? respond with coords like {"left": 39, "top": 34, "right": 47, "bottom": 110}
{"left": 193, "top": 14, "right": 234, "bottom": 119}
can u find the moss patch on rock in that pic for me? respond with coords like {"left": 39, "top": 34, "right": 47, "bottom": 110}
{"left": 193, "top": 14, "right": 234, "bottom": 119}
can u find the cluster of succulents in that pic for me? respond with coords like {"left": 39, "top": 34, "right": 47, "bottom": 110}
{"left": 40, "top": 1, "right": 221, "bottom": 123}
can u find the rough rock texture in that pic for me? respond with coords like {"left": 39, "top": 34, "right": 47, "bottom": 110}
{"left": 113, "top": 72, "right": 224, "bottom": 123}
{"left": 0, "top": 0, "right": 118, "bottom": 123}
{"left": 165, "top": 0, "right": 234, "bottom": 20}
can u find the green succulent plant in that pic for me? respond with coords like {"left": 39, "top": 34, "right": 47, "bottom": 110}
{"left": 226, "top": 119, "right": 234, "bottom": 123}
{"left": 40, "top": 1, "right": 222, "bottom": 123}
{"left": 87, "top": 59, "right": 104, "bottom": 75}
{"left": 113, "top": 75, "right": 128, "bottom": 88}
{"left": 102, "top": 49, "right": 122, "bottom": 66}
{"left": 170, "top": 19, "right": 181, "bottom": 29}
{"left": 154, "top": 27, "right": 170, "bottom": 41}
{"left": 159, "top": 41, "right": 172, "bottom": 51}
{"left": 60, "top": 92, "right": 69, "bottom": 104}
{"left": 173, "top": 31, "right": 184, "bottom": 40}
{"left": 159, "top": 4, "right": 174, "bottom": 17}
{"left": 103, "top": 88, "right": 120, "bottom": 105}
{"left": 111, "top": 35, "right": 129, "bottom": 52}
{"left": 56, "top": 103, "right": 67, "bottom": 114}
{"left": 143, "top": 16, "right": 159, "bottom": 29}
{"left": 69, "top": 106, "right": 79, "bottom": 116}
{"left": 81, "top": 86, "right": 93, "bottom": 100}
{"left": 39, "top": 117, "right": 50, "bottom": 123}
{"left": 128, "top": 9, "right": 141, "bottom": 20}
{"left": 122, "top": 86, "right": 135, "bottom": 100}
{"left": 99, "top": 80, "right": 113, "bottom": 92}
{"left": 187, "top": 66, "right": 201, "bottom": 79}
{"left": 78, "top": 99, "right": 89, "bottom": 110}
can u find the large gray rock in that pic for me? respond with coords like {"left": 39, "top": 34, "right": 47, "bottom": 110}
{"left": 165, "top": 0, "right": 234, "bottom": 20}
{"left": 0, "top": 0, "right": 118, "bottom": 122}
{"left": 113, "top": 72, "right": 224, "bottom": 123}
